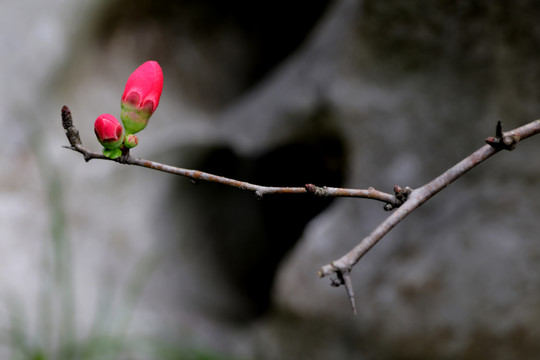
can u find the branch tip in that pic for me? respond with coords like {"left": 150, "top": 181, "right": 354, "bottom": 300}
{"left": 61, "top": 105, "right": 82, "bottom": 147}
{"left": 342, "top": 272, "right": 357, "bottom": 315}
{"left": 61, "top": 105, "right": 73, "bottom": 129}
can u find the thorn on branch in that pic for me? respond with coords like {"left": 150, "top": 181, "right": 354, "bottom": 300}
{"left": 329, "top": 269, "right": 357, "bottom": 315}
{"left": 496, "top": 120, "right": 503, "bottom": 138}
{"left": 485, "top": 121, "right": 520, "bottom": 151}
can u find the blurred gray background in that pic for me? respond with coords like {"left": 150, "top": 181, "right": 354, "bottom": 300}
{"left": 3, "top": 0, "right": 540, "bottom": 359}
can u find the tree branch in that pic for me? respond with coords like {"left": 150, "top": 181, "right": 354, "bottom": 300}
{"left": 61, "top": 105, "right": 399, "bottom": 204}
{"left": 62, "top": 105, "right": 540, "bottom": 314}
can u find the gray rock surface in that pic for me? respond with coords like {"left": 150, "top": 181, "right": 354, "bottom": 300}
{"left": 3, "top": 0, "right": 540, "bottom": 359}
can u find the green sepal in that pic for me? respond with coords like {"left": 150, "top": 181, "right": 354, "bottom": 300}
{"left": 120, "top": 102, "right": 151, "bottom": 135}
{"left": 103, "top": 147, "right": 123, "bottom": 159}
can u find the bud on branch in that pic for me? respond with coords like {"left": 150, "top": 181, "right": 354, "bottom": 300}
{"left": 94, "top": 113, "right": 124, "bottom": 159}
{"left": 120, "top": 61, "right": 163, "bottom": 135}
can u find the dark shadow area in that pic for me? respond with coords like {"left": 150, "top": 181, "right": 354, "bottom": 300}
{"left": 164, "top": 122, "right": 346, "bottom": 320}
{"left": 95, "top": 0, "right": 331, "bottom": 108}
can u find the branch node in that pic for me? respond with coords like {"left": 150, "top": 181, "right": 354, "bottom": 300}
{"left": 116, "top": 149, "right": 132, "bottom": 164}
{"left": 502, "top": 134, "right": 520, "bottom": 150}
{"left": 393, "top": 185, "right": 412, "bottom": 204}
{"left": 305, "top": 184, "right": 328, "bottom": 197}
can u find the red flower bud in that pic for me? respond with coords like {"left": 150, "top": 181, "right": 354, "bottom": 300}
{"left": 120, "top": 61, "right": 163, "bottom": 135}
{"left": 94, "top": 113, "right": 124, "bottom": 148}
{"left": 94, "top": 113, "right": 125, "bottom": 159}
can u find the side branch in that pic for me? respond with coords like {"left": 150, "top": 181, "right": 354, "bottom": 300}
{"left": 60, "top": 106, "right": 398, "bottom": 203}
{"left": 318, "top": 119, "right": 540, "bottom": 309}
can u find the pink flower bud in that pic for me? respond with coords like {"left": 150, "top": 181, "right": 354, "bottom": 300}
{"left": 123, "top": 134, "right": 139, "bottom": 149}
{"left": 120, "top": 61, "right": 163, "bottom": 135}
{"left": 94, "top": 113, "right": 124, "bottom": 149}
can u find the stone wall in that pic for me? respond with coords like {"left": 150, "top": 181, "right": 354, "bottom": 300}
{"left": 3, "top": 0, "right": 540, "bottom": 358}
